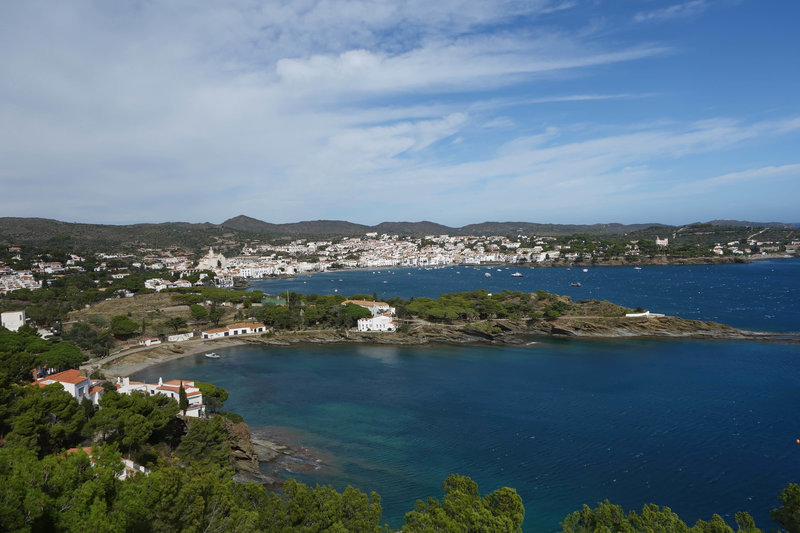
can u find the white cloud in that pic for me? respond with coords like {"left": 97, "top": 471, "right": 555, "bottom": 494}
{"left": 0, "top": 1, "right": 795, "bottom": 225}
{"left": 634, "top": 0, "right": 708, "bottom": 23}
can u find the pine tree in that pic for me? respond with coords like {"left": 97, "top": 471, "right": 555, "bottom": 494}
{"left": 178, "top": 382, "right": 189, "bottom": 416}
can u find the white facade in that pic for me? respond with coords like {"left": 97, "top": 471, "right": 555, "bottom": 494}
{"left": 138, "top": 337, "right": 161, "bottom": 346}
{"left": 115, "top": 376, "right": 205, "bottom": 417}
{"left": 357, "top": 314, "right": 397, "bottom": 332}
{"left": 201, "top": 322, "right": 267, "bottom": 339}
{"left": 1, "top": 310, "right": 26, "bottom": 331}
{"left": 33, "top": 369, "right": 104, "bottom": 404}
{"left": 197, "top": 247, "right": 228, "bottom": 270}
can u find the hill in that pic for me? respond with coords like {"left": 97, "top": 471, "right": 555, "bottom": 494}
{"left": 1, "top": 216, "right": 796, "bottom": 254}
{"left": 0, "top": 217, "right": 237, "bottom": 254}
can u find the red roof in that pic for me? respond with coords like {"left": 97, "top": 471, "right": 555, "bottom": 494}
{"left": 34, "top": 369, "right": 89, "bottom": 386}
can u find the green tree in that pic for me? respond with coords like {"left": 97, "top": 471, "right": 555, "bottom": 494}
{"left": 110, "top": 315, "right": 138, "bottom": 338}
{"left": 6, "top": 384, "right": 85, "bottom": 456}
{"left": 179, "top": 382, "right": 189, "bottom": 415}
{"left": 338, "top": 303, "right": 373, "bottom": 329}
{"left": 196, "top": 381, "right": 229, "bottom": 414}
{"left": 176, "top": 416, "right": 231, "bottom": 469}
{"left": 208, "top": 305, "right": 225, "bottom": 326}
{"left": 772, "top": 483, "right": 800, "bottom": 533}
{"left": 163, "top": 316, "right": 188, "bottom": 333}
{"left": 190, "top": 304, "right": 209, "bottom": 321}
{"left": 404, "top": 474, "right": 524, "bottom": 532}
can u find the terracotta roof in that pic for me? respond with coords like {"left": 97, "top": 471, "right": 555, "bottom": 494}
{"left": 65, "top": 446, "right": 94, "bottom": 457}
{"left": 34, "top": 369, "right": 89, "bottom": 386}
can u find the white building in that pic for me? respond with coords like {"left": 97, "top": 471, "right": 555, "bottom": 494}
{"left": 138, "top": 337, "right": 161, "bottom": 346}
{"left": 32, "top": 369, "right": 104, "bottom": 404}
{"left": 201, "top": 322, "right": 267, "bottom": 339}
{"left": 357, "top": 314, "right": 397, "bottom": 332}
{"left": 197, "top": 247, "right": 228, "bottom": 270}
{"left": 655, "top": 237, "right": 669, "bottom": 247}
{"left": 1, "top": 309, "right": 26, "bottom": 331}
{"left": 115, "top": 376, "right": 205, "bottom": 417}
{"left": 342, "top": 300, "right": 396, "bottom": 317}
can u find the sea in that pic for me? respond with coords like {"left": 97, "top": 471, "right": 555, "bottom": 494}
{"left": 134, "top": 259, "right": 800, "bottom": 531}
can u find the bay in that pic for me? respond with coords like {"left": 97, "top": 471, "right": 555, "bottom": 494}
{"left": 135, "top": 259, "right": 800, "bottom": 531}
{"left": 249, "top": 258, "right": 800, "bottom": 332}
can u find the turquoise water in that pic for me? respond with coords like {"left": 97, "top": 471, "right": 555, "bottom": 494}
{"left": 136, "top": 260, "right": 800, "bottom": 531}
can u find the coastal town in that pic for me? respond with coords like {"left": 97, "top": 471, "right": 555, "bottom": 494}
{"left": 3, "top": 229, "right": 798, "bottom": 295}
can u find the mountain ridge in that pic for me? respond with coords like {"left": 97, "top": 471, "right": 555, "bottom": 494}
{"left": 0, "top": 216, "right": 796, "bottom": 253}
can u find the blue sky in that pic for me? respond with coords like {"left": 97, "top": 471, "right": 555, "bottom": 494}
{"left": 1, "top": 0, "right": 798, "bottom": 226}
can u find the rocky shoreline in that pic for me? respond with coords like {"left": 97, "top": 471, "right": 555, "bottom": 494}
{"left": 223, "top": 419, "right": 326, "bottom": 487}
{"left": 92, "top": 314, "right": 798, "bottom": 378}
{"left": 252, "top": 315, "right": 792, "bottom": 346}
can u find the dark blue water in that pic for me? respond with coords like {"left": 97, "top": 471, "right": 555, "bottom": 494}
{"left": 138, "top": 340, "right": 800, "bottom": 531}
{"left": 135, "top": 259, "right": 800, "bottom": 531}
{"left": 250, "top": 259, "right": 800, "bottom": 332}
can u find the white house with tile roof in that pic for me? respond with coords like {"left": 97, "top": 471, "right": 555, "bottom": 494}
{"left": 115, "top": 376, "right": 205, "bottom": 417}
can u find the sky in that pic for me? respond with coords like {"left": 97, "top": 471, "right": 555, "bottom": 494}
{"left": 1, "top": 0, "right": 799, "bottom": 227}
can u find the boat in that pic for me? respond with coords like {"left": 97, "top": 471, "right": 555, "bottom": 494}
{"left": 205, "top": 352, "right": 220, "bottom": 359}
{"left": 511, "top": 272, "right": 523, "bottom": 277}
{"left": 582, "top": 268, "right": 588, "bottom": 273}
{"left": 485, "top": 272, "right": 492, "bottom": 278}
{"left": 634, "top": 266, "right": 642, "bottom": 270}
{"left": 570, "top": 282, "right": 581, "bottom": 287}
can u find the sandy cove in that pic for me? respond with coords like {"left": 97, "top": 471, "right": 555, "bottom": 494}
{"left": 83, "top": 337, "right": 256, "bottom": 377}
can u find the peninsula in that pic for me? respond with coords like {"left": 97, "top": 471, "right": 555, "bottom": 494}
{"left": 76, "top": 289, "right": 791, "bottom": 379}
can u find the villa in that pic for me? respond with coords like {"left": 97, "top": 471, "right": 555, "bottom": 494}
{"left": 357, "top": 314, "right": 397, "bottom": 332}
{"left": 115, "top": 376, "right": 205, "bottom": 418}
{"left": 32, "top": 369, "right": 104, "bottom": 404}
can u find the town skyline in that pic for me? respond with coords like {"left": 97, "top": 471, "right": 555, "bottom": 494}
{"left": 1, "top": 1, "right": 799, "bottom": 226}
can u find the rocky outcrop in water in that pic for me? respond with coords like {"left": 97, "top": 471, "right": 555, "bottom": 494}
{"left": 222, "top": 419, "right": 326, "bottom": 486}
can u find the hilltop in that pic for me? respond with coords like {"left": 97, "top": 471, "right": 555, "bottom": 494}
{"left": 1, "top": 216, "right": 797, "bottom": 255}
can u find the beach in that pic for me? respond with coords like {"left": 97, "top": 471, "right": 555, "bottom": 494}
{"left": 84, "top": 337, "right": 256, "bottom": 377}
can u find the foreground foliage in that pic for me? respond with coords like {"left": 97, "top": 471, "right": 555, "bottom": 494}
{"left": 2, "top": 329, "right": 800, "bottom": 532}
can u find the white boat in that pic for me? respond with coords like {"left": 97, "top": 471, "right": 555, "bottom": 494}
{"left": 511, "top": 272, "right": 523, "bottom": 277}
{"left": 485, "top": 272, "right": 492, "bottom": 278}
{"left": 205, "top": 352, "right": 220, "bottom": 359}
{"left": 582, "top": 268, "right": 588, "bottom": 272}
